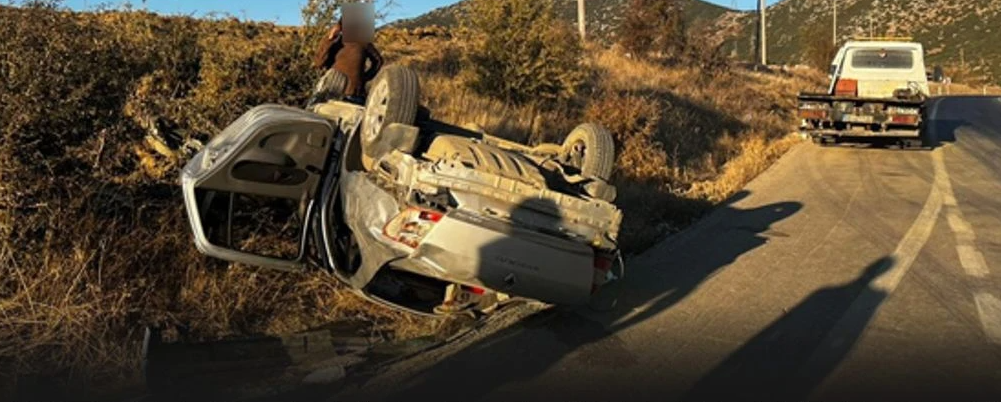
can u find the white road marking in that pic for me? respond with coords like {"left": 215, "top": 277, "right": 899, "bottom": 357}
{"left": 933, "top": 151, "right": 991, "bottom": 278}
{"left": 805, "top": 149, "right": 946, "bottom": 381}
{"left": 932, "top": 150, "right": 1000, "bottom": 343}
{"left": 975, "top": 293, "right": 1001, "bottom": 345}
{"left": 956, "top": 245, "right": 990, "bottom": 278}
{"left": 946, "top": 211, "right": 970, "bottom": 232}
{"left": 869, "top": 151, "right": 947, "bottom": 293}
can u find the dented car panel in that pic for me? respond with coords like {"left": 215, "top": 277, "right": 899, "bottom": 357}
{"left": 336, "top": 170, "right": 407, "bottom": 290}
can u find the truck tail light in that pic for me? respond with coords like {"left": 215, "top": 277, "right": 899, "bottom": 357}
{"left": 891, "top": 115, "right": 919, "bottom": 125}
{"left": 835, "top": 79, "right": 858, "bottom": 97}
{"left": 382, "top": 207, "right": 444, "bottom": 248}
{"left": 799, "top": 109, "right": 828, "bottom": 119}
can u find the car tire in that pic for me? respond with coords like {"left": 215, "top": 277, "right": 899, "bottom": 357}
{"left": 308, "top": 69, "right": 349, "bottom": 107}
{"left": 361, "top": 65, "right": 420, "bottom": 165}
{"left": 562, "top": 123, "right": 615, "bottom": 180}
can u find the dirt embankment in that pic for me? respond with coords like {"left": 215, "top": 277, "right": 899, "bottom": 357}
{"left": 0, "top": 5, "right": 823, "bottom": 398}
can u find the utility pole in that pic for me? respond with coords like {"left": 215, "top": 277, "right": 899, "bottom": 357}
{"left": 759, "top": 0, "right": 767, "bottom": 65}
{"left": 832, "top": 0, "right": 837, "bottom": 46}
{"left": 732, "top": 0, "right": 739, "bottom": 58}
{"left": 577, "top": 0, "right": 586, "bottom": 42}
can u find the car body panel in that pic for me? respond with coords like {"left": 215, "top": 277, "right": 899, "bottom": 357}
{"left": 180, "top": 104, "right": 336, "bottom": 271}
{"left": 412, "top": 209, "right": 594, "bottom": 305}
{"left": 182, "top": 99, "right": 624, "bottom": 314}
{"left": 424, "top": 135, "right": 548, "bottom": 187}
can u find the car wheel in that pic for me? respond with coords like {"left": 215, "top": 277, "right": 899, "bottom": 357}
{"left": 562, "top": 123, "right": 615, "bottom": 180}
{"left": 307, "top": 69, "right": 349, "bottom": 107}
{"left": 361, "top": 65, "right": 420, "bottom": 166}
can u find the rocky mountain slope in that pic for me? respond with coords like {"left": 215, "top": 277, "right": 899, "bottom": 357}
{"left": 390, "top": 0, "right": 731, "bottom": 40}
{"left": 395, "top": 0, "right": 1000, "bottom": 83}
{"left": 738, "top": 0, "right": 1001, "bottom": 82}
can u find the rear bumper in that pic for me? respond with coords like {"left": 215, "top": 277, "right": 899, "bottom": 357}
{"left": 400, "top": 209, "right": 597, "bottom": 306}
{"left": 802, "top": 129, "right": 921, "bottom": 138}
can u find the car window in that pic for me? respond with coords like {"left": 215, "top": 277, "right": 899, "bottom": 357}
{"left": 850, "top": 49, "right": 914, "bottom": 69}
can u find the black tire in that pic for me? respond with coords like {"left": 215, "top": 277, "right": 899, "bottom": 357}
{"left": 562, "top": 123, "right": 615, "bottom": 180}
{"left": 307, "top": 69, "right": 349, "bottom": 107}
{"left": 361, "top": 65, "right": 420, "bottom": 159}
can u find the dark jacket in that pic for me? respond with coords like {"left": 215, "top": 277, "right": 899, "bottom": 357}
{"left": 314, "top": 34, "right": 384, "bottom": 98}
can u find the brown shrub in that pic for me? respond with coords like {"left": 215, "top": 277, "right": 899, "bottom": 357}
{"left": 619, "top": 0, "right": 687, "bottom": 61}
{"left": 460, "top": 0, "right": 587, "bottom": 106}
{"left": 0, "top": 4, "right": 432, "bottom": 397}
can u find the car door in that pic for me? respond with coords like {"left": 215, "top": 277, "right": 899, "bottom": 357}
{"left": 180, "top": 104, "right": 336, "bottom": 271}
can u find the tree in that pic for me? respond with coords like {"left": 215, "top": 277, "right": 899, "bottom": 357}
{"left": 801, "top": 23, "right": 837, "bottom": 70}
{"left": 461, "top": 0, "right": 586, "bottom": 106}
{"left": 619, "top": 0, "right": 687, "bottom": 61}
{"left": 300, "top": 0, "right": 395, "bottom": 43}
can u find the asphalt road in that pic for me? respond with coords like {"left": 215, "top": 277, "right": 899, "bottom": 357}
{"left": 331, "top": 96, "right": 1001, "bottom": 402}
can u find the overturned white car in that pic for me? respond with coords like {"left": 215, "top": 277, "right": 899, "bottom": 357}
{"left": 181, "top": 65, "right": 623, "bottom": 316}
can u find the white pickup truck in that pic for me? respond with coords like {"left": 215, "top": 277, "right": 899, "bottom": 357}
{"left": 798, "top": 38, "right": 929, "bottom": 147}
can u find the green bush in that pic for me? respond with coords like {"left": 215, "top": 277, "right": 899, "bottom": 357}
{"left": 460, "top": 0, "right": 586, "bottom": 106}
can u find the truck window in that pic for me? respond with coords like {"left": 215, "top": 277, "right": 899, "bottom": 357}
{"left": 850, "top": 49, "right": 914, "bottom": 69}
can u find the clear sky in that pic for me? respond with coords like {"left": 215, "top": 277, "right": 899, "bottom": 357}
{"left": 61, "top": 0, "right": 782, "bottom": 26}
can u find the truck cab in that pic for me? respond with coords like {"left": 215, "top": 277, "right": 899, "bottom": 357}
{"left": 827, "top": 39, "right": 929, "bottom": 99}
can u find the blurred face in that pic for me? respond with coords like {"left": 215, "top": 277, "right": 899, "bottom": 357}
{"left": 341, "top": 3, "right": 375, "bottom": 43}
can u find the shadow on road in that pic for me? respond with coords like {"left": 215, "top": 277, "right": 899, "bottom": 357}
{"left": 924, "top": 96, "right": 1001, "bottom": 145}
{"left": 682, "top": 256, "right": 894, "bottom": 401}
{"left": 365, "top": 191, "right": 803, "bottom": 401}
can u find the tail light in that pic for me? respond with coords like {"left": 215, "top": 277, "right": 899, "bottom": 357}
{"left": 887, "top": 106, "right": 920, "bottom": 125}
{"left": 799, "top": 109, "right": 828, "bottom": 119}
{"left": 591, "top": 253, "right": 615, "bottom": 294}
{"left": 835, "top": 79, "right": 858, "bottom": 97}
{"left": 382, "top": 207, "right": 444, "bottom": 248}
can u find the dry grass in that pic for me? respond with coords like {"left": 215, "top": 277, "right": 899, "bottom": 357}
{"left": 381, "top": 34, "right": 824, "bottom": 248}
{"left": 0, "top": 5, "right": 437, "bottom": 398}
{"left": 1, "top": 5, "right": 823, "bottom": 398}
{"left": 930, "top": 82, "right": 1001, "bottom": 96}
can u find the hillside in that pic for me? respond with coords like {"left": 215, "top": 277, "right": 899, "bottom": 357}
{"left": 728, "top": 0, "right": 1001, "bottom": 83}
{"left": 391, "top": 0, "right": 731, "bottom": 40}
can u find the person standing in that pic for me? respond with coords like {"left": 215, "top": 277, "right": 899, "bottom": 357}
{"left": 311, "top": 16, "right": 383, "bottom": 105}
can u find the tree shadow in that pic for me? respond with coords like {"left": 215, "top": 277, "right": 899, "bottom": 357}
{"left": 682, "top": 256, "right": 895, "bottom": 401}
{"left": 364, "top": 190, "right": 802, "bottom": 401}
